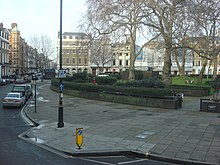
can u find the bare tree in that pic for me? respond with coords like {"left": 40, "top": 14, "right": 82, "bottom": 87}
{"left": 90, "top": 35, "right": 112, "bottom": 74}
{"left": 141, "top": 0, "right": 189, "bottom": 85}
{"left": 188, "top": 0, "right": 220, "bottom": 84}
{"left": 84, "top": 0, "right": 159, "bottom": 81}
{"left": 29, "top": 34, "right": 54, "bottom": 71}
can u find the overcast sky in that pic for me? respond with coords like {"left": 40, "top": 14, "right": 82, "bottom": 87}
{"left": 0, "top": 0, "right": 87, "bottom": 57}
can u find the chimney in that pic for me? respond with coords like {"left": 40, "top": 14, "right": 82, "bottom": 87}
{"left": 11, "top": 23, "right": 17, "bottom": 29}
{"left": 0, "top": 22, "right": 3, "bottom": 30}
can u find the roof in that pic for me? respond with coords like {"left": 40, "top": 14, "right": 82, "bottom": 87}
{"left": 62, "top": 32, "right": 87, "bottom": 36}
{"left": 11, "top": 26, "right": 20, "bottom": 32}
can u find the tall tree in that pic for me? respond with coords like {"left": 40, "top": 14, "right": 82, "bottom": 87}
{"left": 84, "top": 0, "right": 158, "bottom": 81}
{"left": 90, "top": 35, "right": 112, "bottom": 74}
{"left": 142, "top": 0, "right": 188, "bottom": 85}
{"left": 29, "top": 34, "right": 54, "bottom": 70}
{"left": 189, "top": 0, "right": 220, "bottom": 84}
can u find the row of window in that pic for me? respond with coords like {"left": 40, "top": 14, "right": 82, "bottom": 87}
{"left": 112, "top": 59, "right": 129, "bottom": 66}
{"left": 62, "top": 35, "right": 87, "bottom": 40}
{"left": 63, "top": 58, "right": 87, "bottom": 65}
{"left": 62, "top": 49, "right": 88, "bottom": 54}
{"left": 0, "top": 31, "right": 9, "bottom": 39}
{"left": 62, "top": 41, "right": 88, "bottom": 46}
{"left": 0, "top": 41, "right": 9, "bottom": 50}
{"left": 113, "top": 53, "right": 129, "bottom": 56}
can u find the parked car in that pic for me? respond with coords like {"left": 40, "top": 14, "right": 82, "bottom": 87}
{"left": 11, "top": 84, "right": 33, "bottom": 101}
{"left": 15, "top": 78, "right": 26, "bottom": 84}
{"left": 0, "top": 78, "right": 6, "bottom": 86}
{"left": 2, "top": 92, "right": 26, "bottom": 108}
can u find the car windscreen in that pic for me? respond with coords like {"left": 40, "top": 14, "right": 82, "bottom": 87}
{"left": 12, "top": 86, "right": 25, "bottom": 91}
{"left": 7, "top": 93, "right": 20, "bottom": 98}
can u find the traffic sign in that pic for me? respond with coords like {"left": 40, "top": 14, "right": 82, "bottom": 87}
{"left": 76, "top": 128, "right": 83, "bottom": 149}
{"left": 58, "top": 69, "right": 66, "bottom": 78}
{"left": 59, "top": 84, "right": 64, "bottom": 92}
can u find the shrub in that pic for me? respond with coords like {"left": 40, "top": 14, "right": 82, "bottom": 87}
{"left": 96, "top": 76, "right": 118, "bottom": 85}
{"left": 134, "top": 70, "right": 143, "bottom": 80}
{"left": 114, "top": 78, "right": 165, "bottom": 88}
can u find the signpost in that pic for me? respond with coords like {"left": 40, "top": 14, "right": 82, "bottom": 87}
{"left": 32, "top": 74, "right": 37, "bottom": 113}
{"left": 58, "top": 69, "right": 66, "bottom": 78}
{"left": 76, "top": 128, "right": 83, "bottom": 149}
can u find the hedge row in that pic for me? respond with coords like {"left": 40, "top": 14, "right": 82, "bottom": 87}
{"left": 114, "top": 78, "right": 165, "bottom": 88}
{"left": 51, "top": 78, "right": 173, "bottom": 98}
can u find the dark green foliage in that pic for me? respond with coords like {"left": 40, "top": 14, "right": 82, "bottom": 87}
{"left": 62, "top": 73, "right": 93, "bottom": 83}
{"left": 51, "top": 78, "right": 172, "bottom": 98}
{"left": 114, "top": 78, "right": 165, "bottom": 88}
{"left": 134, "top": 70, "right": 143, "bottom": 80}
{"left": 96, "top": 76, "right": 118, "bottom": 85}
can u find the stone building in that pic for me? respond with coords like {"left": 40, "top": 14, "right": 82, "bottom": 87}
{"left": 57, "top": 32, "right": 90, "bottom": 75}
{"left": 8, "top": 23, "right": 26, "bottom": 75}
{"left": 0, "top": 23, "right": 10, "bottom": 77}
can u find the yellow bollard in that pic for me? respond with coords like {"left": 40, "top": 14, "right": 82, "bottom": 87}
{"left": 76, "top": 128, "right": 83, "bottom": 149}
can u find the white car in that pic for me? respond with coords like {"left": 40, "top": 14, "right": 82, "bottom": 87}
{"left": 2, "top": 92, "right": 26, "bottom": 108}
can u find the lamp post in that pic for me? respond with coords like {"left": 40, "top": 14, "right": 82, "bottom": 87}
{"left": 58, "top": 0, "right": 64, "bottom": 128}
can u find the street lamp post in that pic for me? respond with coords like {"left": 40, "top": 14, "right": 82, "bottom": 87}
{"left": 58, "top": 0, "right": 64, "bottom": 128}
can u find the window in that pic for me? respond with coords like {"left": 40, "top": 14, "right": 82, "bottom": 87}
{"left": 69, "top": 36, "right": 72, "bottom": 39}
{"left": 119, "top": 53, "right": 122, "bottom": 56}
{"left": 85, "top": 58, "right": 87, "bottom": 64}
{"left": 72, "top": 58, "right": 75, "bottom": 64}
{"left": 113, "top": 60, "right": 116, "bottom": 65}
{"left": 119, "top": 60, "right": 122, "bottom": 66}
{"left": 126, "top": 60, "right": 129, "bottom": 66}
{"left": 66, "top": 58, "right": 69, "bottom": 63}
{"left": 63, "top": 36, "right": 66, "bottom": 39}
{"left": 78, "top": 58, "right": 81, "bottom": 64}
{"left": 198, "top": 60, "right": 201, "bottom": 66}
{"left": 72, "top": 49, "right": 76, "bottom": 54}
{"left": 66, "top": 50, "right": 69, "bottom": 54}
{"left": 126, "top": 53, "right": 129, "bottom": 56}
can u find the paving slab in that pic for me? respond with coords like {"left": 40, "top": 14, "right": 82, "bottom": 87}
{"left": 23, "top": 81, "right": 220, "bottom": 165}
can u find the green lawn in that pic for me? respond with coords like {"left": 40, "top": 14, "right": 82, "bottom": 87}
{"left": 172, "top": 76, "right": 213, "bottom": 86}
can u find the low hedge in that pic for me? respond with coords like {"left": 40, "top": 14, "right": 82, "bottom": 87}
{"left": 95, "top": 76, "right": 118, "bottom": 85}
{"left": 51, "top": 78, "right": 173, "bottom": 98}
{"left": 169, "top": 85, "right": 211, "bottom": 96}
{"left": 114, "top": 78, "right": 165, "bottom": 88}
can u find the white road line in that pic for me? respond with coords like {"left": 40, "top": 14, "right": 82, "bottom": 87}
{"left": 80, "top": 158, "right": 115, "bottom": 165}
{"left": 118, "top": 159, "right": 147, "bottom": 165}
{"left": 85, "top": 156, "right": 124, "bottom": 159}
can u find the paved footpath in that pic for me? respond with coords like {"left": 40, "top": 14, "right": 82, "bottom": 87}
{"left": 24, "top": 81, "right": 220, "bottom": 165}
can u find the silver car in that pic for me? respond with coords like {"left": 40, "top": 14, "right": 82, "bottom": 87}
{"left": 2, "top": 92, "right": 26, "bottom": 108}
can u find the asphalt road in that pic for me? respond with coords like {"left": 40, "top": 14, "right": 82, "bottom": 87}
{"left": 0, "top": 82, "right": 175, "bottom": 165}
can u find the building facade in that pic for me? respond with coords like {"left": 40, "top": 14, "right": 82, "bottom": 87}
{"left": 191, "top": 36, "right": 220, "bottom": 76}
{"left": 0, "top": 23, "right": 10, "bottom": 77}
{"left": 8, "top": 23, "right": 26, "bottom": 75}
{"left": 57, "top": 32, "right": 90, "bottom": 75}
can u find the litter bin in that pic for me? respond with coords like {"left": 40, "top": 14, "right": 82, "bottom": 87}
{"left": 175, "top": 93, "right": 183, "bottom": 108}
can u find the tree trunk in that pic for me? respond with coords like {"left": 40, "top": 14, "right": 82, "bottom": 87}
{"left": 128, "top": 26, "right": 137, "bottom": 81}
{"left": 128, "top": 40, "right": 136, "bottom": 80}
{"left": 212, "top": 54, "right": 217, "bottom": 79}
{"left": 198, "top": 59, "right": 207, "bottom": 85}
{"left": 162, "top": 45, "right": 172, "bottom": 86}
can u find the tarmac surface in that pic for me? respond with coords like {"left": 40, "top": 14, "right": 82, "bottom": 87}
{"left": 22, "top": 81, "right": 220, "bottom": 165}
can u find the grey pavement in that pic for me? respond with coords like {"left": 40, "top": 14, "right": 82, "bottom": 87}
{"left": 23, "top": 81, "right": 220, "bottom": 165}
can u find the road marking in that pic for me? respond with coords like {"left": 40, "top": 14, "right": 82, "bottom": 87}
{"left": 80, "top": 158, "right": 115, "bottom": 165}
{"left": 118, "top": 159, "right": 146, "bottom": 164}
